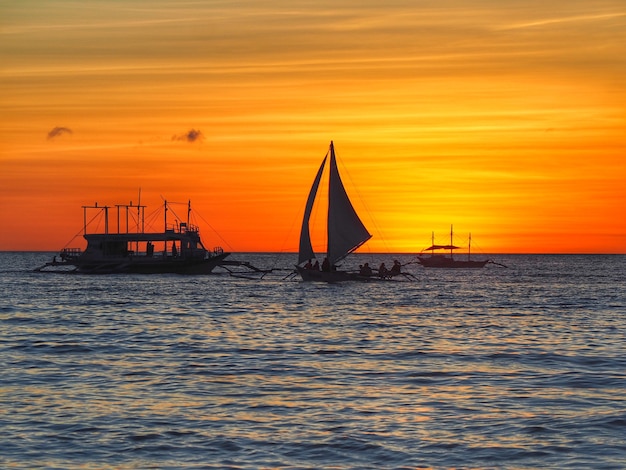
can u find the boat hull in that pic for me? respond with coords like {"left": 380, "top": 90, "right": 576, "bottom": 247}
{"left": 417, "top": 256, "right": 488, "bottom": 268}
{"left": 296, "top": 266, "right": 399, "bottom": 282}
{"left": 74, "top": 252, "right": 230, "bottom": 274}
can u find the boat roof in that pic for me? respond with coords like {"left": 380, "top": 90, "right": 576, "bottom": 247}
{"left": 84, "top": 231, "right": 200, "bottom": 243}
{"left": 425, "top": 244, "right": 460, "bottom": 250}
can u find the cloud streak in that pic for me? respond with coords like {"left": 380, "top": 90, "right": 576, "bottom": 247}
{"left": 47, "top": 126, "right": 73, "bottom": 140}
{"left": 499, "top": 12, "right": 626, "bottom": 30}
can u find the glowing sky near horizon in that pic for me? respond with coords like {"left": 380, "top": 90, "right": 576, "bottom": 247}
{"left": 1, "top": 0, "right": 625, "bottom": 253}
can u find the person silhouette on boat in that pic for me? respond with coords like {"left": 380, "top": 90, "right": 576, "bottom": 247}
{"left": 390, "top": 260, "right": 402, "bottom": 276}
{"left": 322, "top": 257, "right": 331, "bottom": 272}
{"left": 378, "top": 262, "right": 388, "bottom": 278}
{"left": 360, "top": 262, "right": 373, "bottom": 277}
{"left": 312, "top": 260, "right": 320, "bottom": 270}
{"left": 304, "top": 259, "right": 313, "bottom": 270}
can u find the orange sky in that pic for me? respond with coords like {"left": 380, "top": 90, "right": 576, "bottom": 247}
{"left": 1, "top": 1, "right": 625, "bottom": 253}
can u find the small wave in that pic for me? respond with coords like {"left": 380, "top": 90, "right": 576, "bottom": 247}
{"left": 128, "top": 432, "right": 163, "bottom": 442}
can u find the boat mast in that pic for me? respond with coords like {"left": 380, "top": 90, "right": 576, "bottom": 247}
{"left": 138, "top": 188, "right": 143, "bottom": 233}
{"left": 450, "top": 225, "right": 453, "bottom": 259}
{"left": 164, "top": 200, "right": 168, "bottom": 232}
{"left": 431, "top": 231, "right": 435, "bottom": 255}
{"left": 468, "top": 233, "right": 471, "bottom": 261}
{"left": 187, "top": 200, "right": 191, "bottom": 229}
{"left": 164, "top": 199, "right": 171, "bottom": 256}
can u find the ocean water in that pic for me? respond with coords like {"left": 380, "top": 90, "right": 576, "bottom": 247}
{"left": 1, "top": 252, "right": 625, "bottom": 469}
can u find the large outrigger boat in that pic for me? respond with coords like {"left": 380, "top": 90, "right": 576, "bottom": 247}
{"left": 37, "top": 198, "right": 230, "bottom": 274}
{"left": 417, "top": 226, "right": 489, "bottom": 268}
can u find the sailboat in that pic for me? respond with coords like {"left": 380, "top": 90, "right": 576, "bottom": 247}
{"left": 295, "top": 141, "right": 375, "bottom": 282}
{"left": 417, "top": 225, "right": 489, "bottom": 268}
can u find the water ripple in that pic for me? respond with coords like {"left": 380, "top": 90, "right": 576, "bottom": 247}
{"left": 1, "top": 253, "right": 625, "bottom": 468}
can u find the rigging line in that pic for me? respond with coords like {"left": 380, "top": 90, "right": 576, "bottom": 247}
{"left": 162, "top": 199, "right": 184, "bottom": 226}
{"left": 193, "top": 210, "right": 235, "bottom": 252}
{"left": 60, "top": 210, "right": 105, "bottom": 250}
{"left": 142, "top": 200, "right": 176, "bottom": 232}
{"left": 167, "top": 205, "right": 183, "bottom": 226}
{"left": 469, "top": 238, "right": 487, "bottom": 256}
{"left": 158, "top": 195, "right": 185, "bottom": 227}
{"left": 270, "top": 212, "right": 303, "bottom": 270}
{"left": 278, "top": 204, "right": 302, "bottom": 254}
{"left": 334, "top": 150, "right": 392, "bottom": 253}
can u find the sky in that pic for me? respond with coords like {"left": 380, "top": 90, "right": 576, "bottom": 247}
{"left": 1, "top": 0, "right": 625, "bottom": 253}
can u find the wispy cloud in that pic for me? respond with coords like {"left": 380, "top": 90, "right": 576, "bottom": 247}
{"left": 499, "top": 12, "right": 626, "bottom": 30}
{"left": 47, "top": 126, "right": 73, "bottom": 140}
{"left": 172, "top": 128, "right": 204, "bottom": 143}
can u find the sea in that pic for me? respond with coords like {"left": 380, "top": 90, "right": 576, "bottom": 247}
{"left": 1, "top": 252, "right": 625, "bottom": 469}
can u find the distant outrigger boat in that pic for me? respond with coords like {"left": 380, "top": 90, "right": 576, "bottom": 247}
{"left": 295, "top": 141, "right": 413, "bottom": 282}
{"left": 37, "top": 198, "right": 230, "bottom": 274}
{"left": 417, "top": 226, "right": 489, "bottom": 268}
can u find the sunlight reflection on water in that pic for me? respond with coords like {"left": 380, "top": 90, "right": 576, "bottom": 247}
{"left": 1, "top": 253, "right": 625, "bottom": 468}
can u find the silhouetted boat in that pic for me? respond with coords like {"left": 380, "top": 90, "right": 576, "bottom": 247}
{"left": 417, "top": 226, "right": 488, "bottom": 268}
{"left": 295, "top": 141, "right": 370, "bottom": 281}
{"left": 295, "top": 142, "right": 413, "bottom": 282}
{"left": 37, "top": 198, "right": 229, "bottom": 274}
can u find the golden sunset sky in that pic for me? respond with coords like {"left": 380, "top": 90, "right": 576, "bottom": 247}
{"left": 1, "top": 1, "right": 625, "bottom": 253}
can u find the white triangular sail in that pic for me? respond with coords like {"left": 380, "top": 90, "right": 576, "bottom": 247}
{"left": 327, "top": 142, "right": 371, "bottom": 265}
{"left": 297, "top": 155, "right": 327, "bottom": 265}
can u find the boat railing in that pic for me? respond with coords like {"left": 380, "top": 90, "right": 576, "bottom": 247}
{"left": 60, "top": 247, "right": 82, "bottom": 260}
{"left": 166, "top": 222, "right": 200, "bottom": 234}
